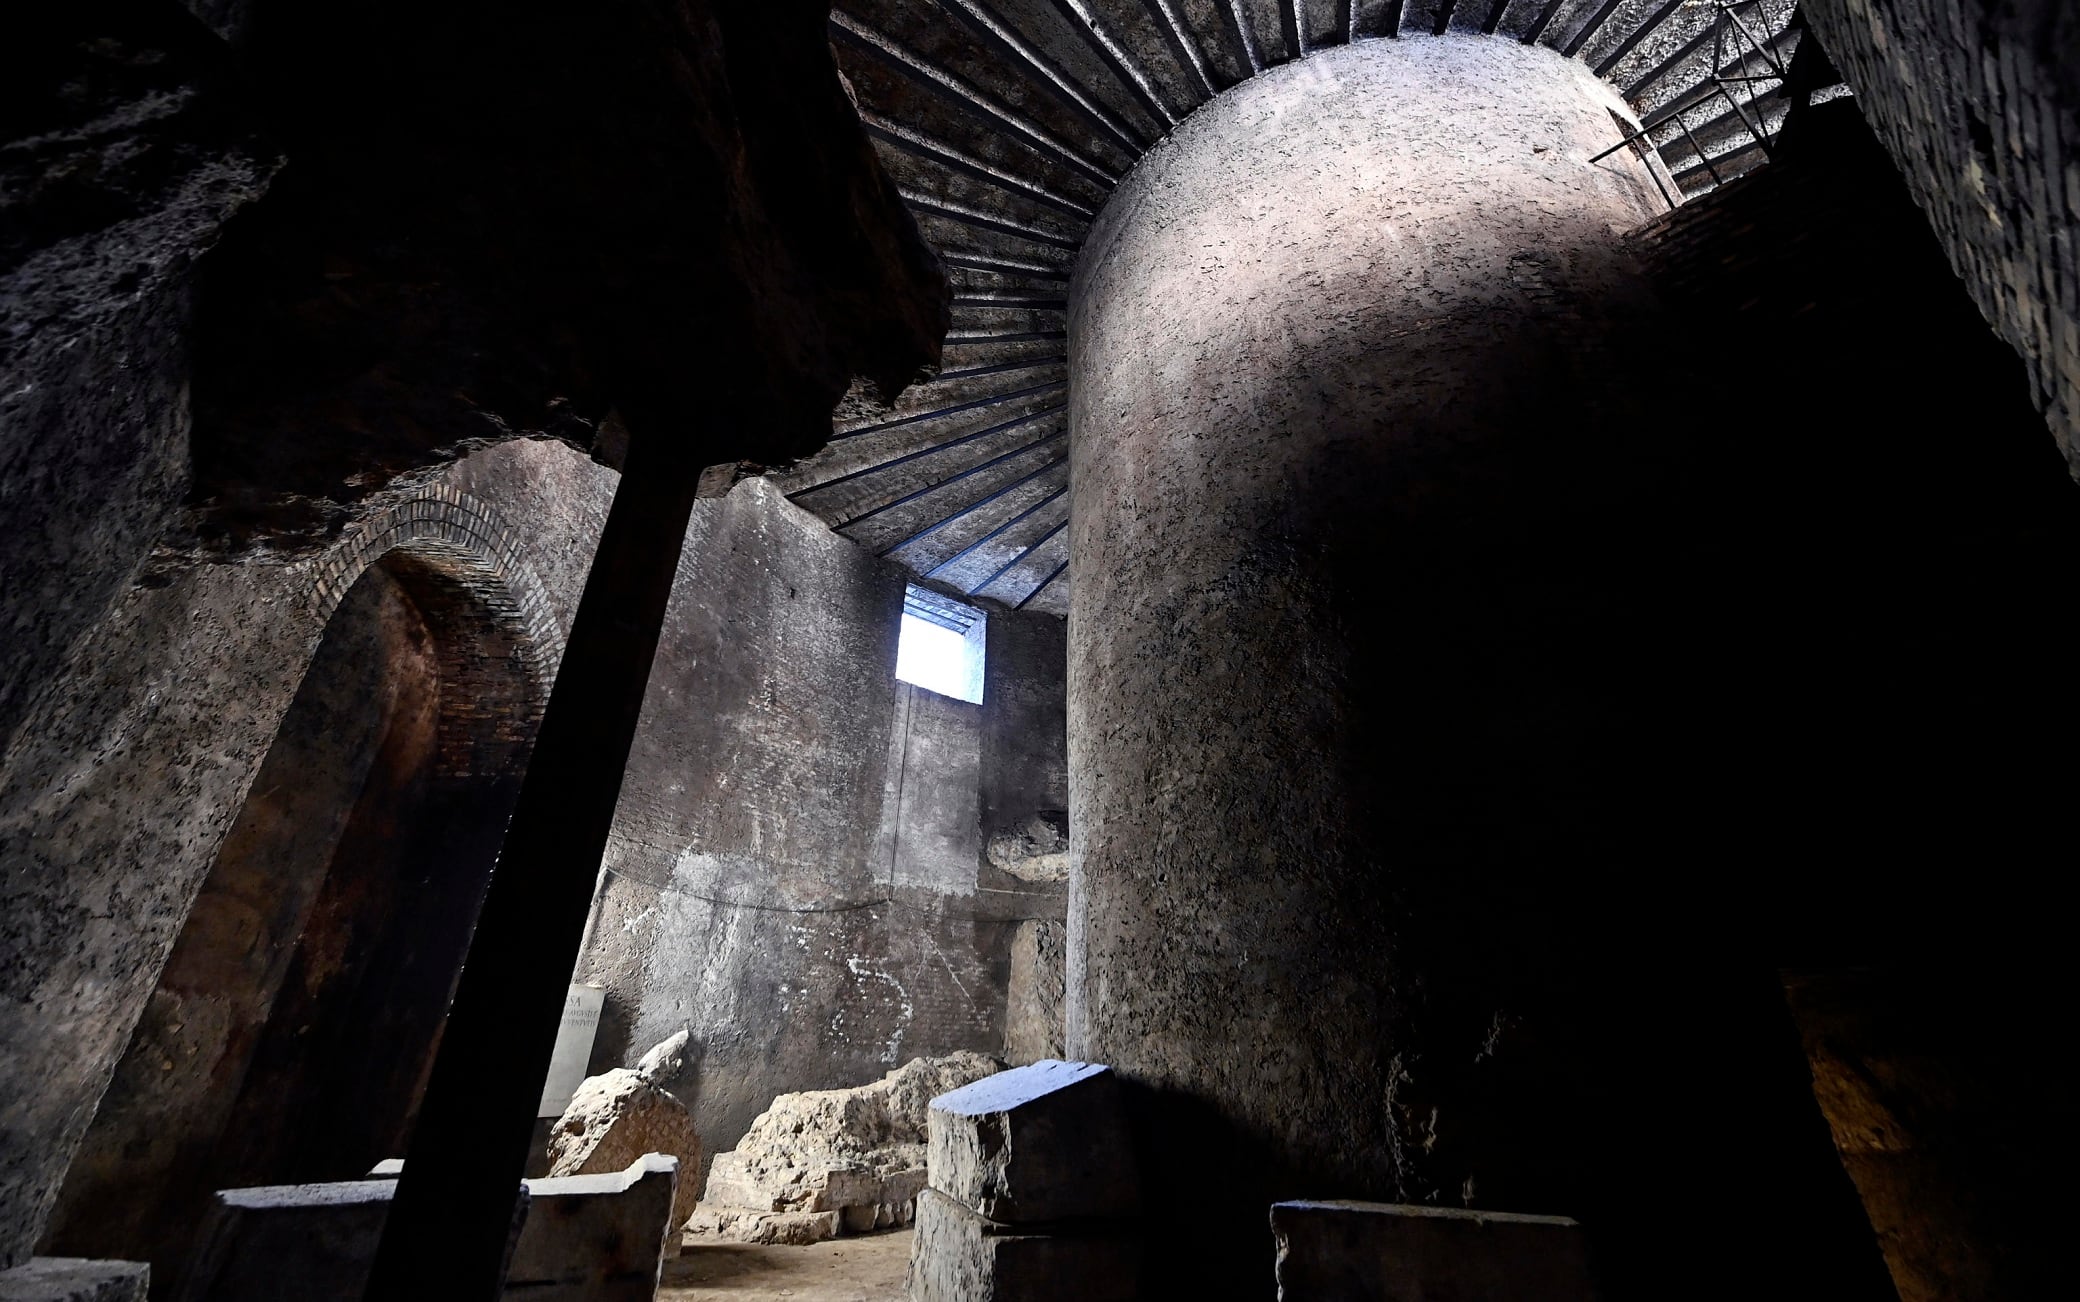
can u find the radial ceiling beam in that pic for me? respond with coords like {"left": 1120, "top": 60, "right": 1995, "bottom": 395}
{"left": 833, "top": 379, "right": 1068, "bottom": 441}
{"left": 937, "top": 0, "right": 1153, "bottom": 153}
{"left": 830, "top": 11, "right": 1122, "bottom": 187}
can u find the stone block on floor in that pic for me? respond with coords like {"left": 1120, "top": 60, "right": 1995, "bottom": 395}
{"left": 927, "top": 1060, "right": 1139, "bottom": 1224}
{"left": 179, "top": 1153, "right": 675, "bottom": 1301}
{"left": 1269, "top": 1201, "right": 1601, "bottom": 1302}
{"left": 697, "top": 1052, "right": 1001, "bottom": 1238}
{"left": 0, "top": 1259, "right": 149, "bottom": 1302}
{"left": 684, "top": 1204, "right": 841, "bottom": 1246}
{"left": 548, "top": 1032, "right": 702, "bottom": 1238}
{"left": 702, "top": 1153, "right": 923, "bottom": 1215}
{"left": 506, "top": 1153, "right": 679, "bottom": 1300}
{"left": 174, "top": 1179, "right": 407, "bottom": 1302}
{"left": 907, "top": 1188, "right": 1138, "bottom": 1302}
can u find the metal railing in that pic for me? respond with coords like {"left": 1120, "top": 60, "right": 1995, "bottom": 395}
{"left": 1594, "top": 1, "right": 1799, "bottom": 204}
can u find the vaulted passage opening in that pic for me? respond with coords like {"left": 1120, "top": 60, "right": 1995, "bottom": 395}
{"left": 44, "top": 546, "right": 544, "bottom": 1295}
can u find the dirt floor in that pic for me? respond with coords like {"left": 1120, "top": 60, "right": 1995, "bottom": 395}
{"left": 660, "top": 1229, "right": 913, "bottom": 1301}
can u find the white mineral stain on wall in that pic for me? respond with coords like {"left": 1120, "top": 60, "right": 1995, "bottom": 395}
{"left": 844, "top": 953, "right": 914, "bottom": 1064}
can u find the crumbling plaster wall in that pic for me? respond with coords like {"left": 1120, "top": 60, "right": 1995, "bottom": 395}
{"left": 575, "top": 479, "right": 1068, "bottom": 1179}
{"left": 0, "top": 440, "right": 606, "bottom": 1267}
{"left": 1803, "top": 0, "right": 2080, "bottom": 473}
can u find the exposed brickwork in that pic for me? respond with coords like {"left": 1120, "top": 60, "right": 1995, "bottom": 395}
{"left": 317, "top": 489, "right": 564, "bottom": 781}
{"left": 310, "top": 486, "right": 565, "bottom": 687}
{"left": 1804, "top": 0, "right": 2080, "bottom": 472}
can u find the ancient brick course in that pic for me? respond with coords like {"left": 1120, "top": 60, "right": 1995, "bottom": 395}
{"left": 1805, "top": 0, "right": 2080, "bottom": 472}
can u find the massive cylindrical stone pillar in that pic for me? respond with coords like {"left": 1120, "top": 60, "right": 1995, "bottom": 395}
{"left": 1068, "top": 35, "right": 1691, "bottom": 1288}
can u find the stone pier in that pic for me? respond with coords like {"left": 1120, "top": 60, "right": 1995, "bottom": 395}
{"left": 1065, "top": 35, "right": 1673, "bottom": 1291}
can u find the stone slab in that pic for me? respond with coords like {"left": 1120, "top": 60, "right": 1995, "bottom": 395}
{"left": 908, "top": 1189, "right": 1138, "bottom": 1302}
{"left": 0, "top": 1259, "right": 148, "bottom": 1302}
{"left": 1270, "top": 1201, "right": 1601, "bottom": 1302}
{"left": 927, "top": 1060, "right": 1139, "bottom": 1223}
{"left": 180, "top": 1153, "right": 676, "bottom": 1301}
{"left": 507, "top": 1154, "right": 679, "bottom": 1301}
{"left": 174, "top": 1179, "right": 414, "bottom": 1302}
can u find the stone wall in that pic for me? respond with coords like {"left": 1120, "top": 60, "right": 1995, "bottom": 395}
{"left": 1803, "top": 0, "right": 2080, "bottom": 473}
{"left": 5, "top": 0, "right": 952, "bottom": 1272}
{"left": 0, "top": 439, "right": 609, "bottom": 1268}
{"left": 0, "top": 442, "right": 611, "bottom": 1268}
{"left": 575, "top": 480, "right": 1068, "bottom": 1179}
{"left": 0, "top": 7, "right": 277, "bottom": 767}
{"left": 7, "top": 439, "right": 1069, "bottom": 1271}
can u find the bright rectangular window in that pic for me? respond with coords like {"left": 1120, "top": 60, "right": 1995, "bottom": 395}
{"left": 896, "top": 584, "right": 986, "bottom": 704}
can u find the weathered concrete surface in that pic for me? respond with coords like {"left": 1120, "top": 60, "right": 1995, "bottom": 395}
{"left": 575, "top": 481, "right": 1066, "bottom": 1175}
{"left": 46, "top": 513, "right": 560, "bottom": 1285}
{"left": 19, "top": 451, "right": 1060, "bottom": 1286}
{"left": 173, "top": 0, "right": 947, "bottom": 554}
{"left": 1270, "top": 1201, "right": 1599, "bottom": 1302}
{"left": 978, "top": 616, "right": 1068, "bottom": 874}
{"left": 696, "top": 1053, "right": 1002, "bottom": 1240}
{"left": 906, "top": 1188, "right": 1137, "bottom": 1302}
{"left": 0, "top": 1260, "right": 148, "bottom": 1302}
{"left": 43, "top": 561, "right": 445, "bottom": 1282}
{"left": 1803, "top": 0, "right": 2080, "bottom": 474}
{"left": 1067, "top": 39, "right": 1669, "bottom": 1285}
{"left": 927, "top": 1062, "right": 1138, "bottom": 1224}
{"left": 1002, "top": 921, "right": 1066, "bottom": 1064}
{"left": 0, "top": 19, "right": 277, "bottom": 1257}
{"left": 7, "top": 0, "right": 947, "bottom": 1255}
{"left": 550, "top": 1034, "right": 704, "bottom": 1239}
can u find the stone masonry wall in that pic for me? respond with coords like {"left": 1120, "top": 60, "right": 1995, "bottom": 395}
{"left": 0, "top": 441, "right": 601, "bottom": 1267}
{"left": 575, "top": 480, "right": 1069, "bottom": 1181}
{"left": 1803, "top": 0, "right": 2080, "bottom": 473}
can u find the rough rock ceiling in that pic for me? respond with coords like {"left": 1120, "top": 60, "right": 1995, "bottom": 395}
{"left": 777, "top": 0, "right": 1801, "bottom": 617}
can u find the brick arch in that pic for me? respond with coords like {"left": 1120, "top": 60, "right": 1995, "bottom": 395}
{"left": 306, "top": 484, "right": 566, "bottom": 690}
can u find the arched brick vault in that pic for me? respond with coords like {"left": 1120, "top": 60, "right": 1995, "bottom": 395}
{"left": 309, "top": 484, "right": 567, "bottom": 691}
